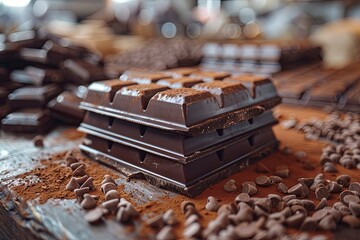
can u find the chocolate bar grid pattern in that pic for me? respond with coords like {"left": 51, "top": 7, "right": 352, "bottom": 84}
{"left": 273, "top": 63, "right": 360, "bottom": 111}
{"left": 80, "top": 73, "right": 280, "bottom": 134}
{"left": 79, "top": 110, "right": 277, "bottom": 162}
{"left": 200, "top": 40, "right": 321, "bottom": 74}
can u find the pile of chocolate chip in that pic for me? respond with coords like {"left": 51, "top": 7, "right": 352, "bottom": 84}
{"left": 64, "top": 151, "right": 139, "bottom": 224}
{"left": 296, "top": 112, "right": 360, "bottom": 170}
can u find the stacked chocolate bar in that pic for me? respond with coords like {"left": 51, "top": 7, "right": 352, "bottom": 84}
{"left": 201, "top": 40, "right": 322, "bottom": 74}
{"left": 78, "top": 69, "right": 281, "bottom": 196}
{"left": 0, "top": 30, "right": 108, "bottom": 132}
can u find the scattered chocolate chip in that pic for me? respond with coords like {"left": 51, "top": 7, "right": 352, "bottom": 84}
{"left": 281, "top": 146, "right": 293, "bottom": 155}
{"left": 74, "top": 187, "right": 90, "bottom": 201}
{"left": 223, "top": 179, "right": 237, "bottom": 193}
{"left": 287, "top": 183, "right": 306, "bottom": 198}
{"left": 286, "top": 213, "right": 306, "bottom": 228}
{"left": 255, "top": 176, "right": 272, "bottom": 187}
{"left": 315, "top": 186, "right": 330, "bottom": 200}
{"left": 295, "top": 151, "right": 306, "bottom": 159}
{"left": 323, "top": 162, "right": 337, "bottom": 172}
{"left": 283, "top": 195, "right": 296, "bottom": 202}
{"left": 336, "top": 174, "right": 351, "bottom": 187}
{"left": 298, "top": 177, "right": 314, "bottom": 187}
{"left": 254, "top": 198, "right": 271, "bottom": 213}
{"left": 340, "top": 190, "right": 356, "bottom": 203}
{"left": 343, "top": 195, "right": 360, "bottom": 206}
{"left": 101, "top": 199, "right": 119, "bottom": 213}
{"left": 105, "top": 189, "right": 120, "bottom": 201}
{"left": 269, "top": 175, "right": 283, "bottom": 184}
{"left": 242, "top": 182, "right": 257, "bottom": 196}
{"left": 277, "top": 182, "right": 289, "bottom": 194}
{"left": 65, "top": 177, "right": 79, "bottom": 191}
{"left": 315, "top": 198, "right": 328, "bottom": 211}
{"left": 329, "top": 153, "right": 341, "bottom": 163}
{"left": 101, "top": 182, "right": 117, "bottom": 194}
{"left": 268, "top": 194, "right": 282, "bottom": 208}
{"left": 275, "top": 165, "right": 290, "bottom": 178}
{"left": 84, "top": 207, "right": 103, "bottom": 224}
{"left": 81, "top": 194, "right": 97, "bottom": 209}
{"left": 101, "top": 174, "right": 116, "bottom": 185}
{"left": 163, "top": 209, "right": 178, "bottom": 226}
{"left": 184, "top": 214, "right": 199, "bottom": 227}
{"left": 349, "top": 202, "right": 360, "bottom": 217}
{"left": 234, "top": 193, "right": 251, "bottom": 204}
{"left": 156, "top": 226, "right": 176, "bottom": 240}
{"left": 342, "top": 215, "right": 360, "bottom": 228}
{"left": 329, "top": 181, "right": 343, "bottom": 194}
{"left": 181, "top": 201, "right": 195, "bottom": 214}
{"left": 349, "top": 182, "right": 360, "bottom": 194}
{"left": 73, "top": 164, "right": 86, "bottom": 177}
{"left": 80, "top": 177, "right": 95, "bottom": 191}
{"left": 146, "top": 214, "right": 164, "bottom": 229}
{"left": 303, "top": 160, "right": 315, "bottom": 170}
{"left": 218, "top": 203, "right": 237, "bottom": 216}
{"left": 70, "top": 162, "right": 83, "bottom": 171}
{"left": 116, "top": 207, "right": 130, "bottom": 223}
{"left": 33, "top": 135, "right": 44, "bottom": 147}
{"left": 255, "top": 163, "right": 270, "bottom": 173}
{"left": 319, "top": 215, "right": 337, "bottom": 230}
{"left": 300, "top": 217, "right": 318, "bottom": 231}
{"left": 205, "top": 196, "right": 220, "bottom": 212}
{"left": 301, "top": 199, "right": 316, "bottom": 212}
{"left": 234, "top": 222, "right": 257, "bottom": 239}
{"left": 183, "top": 222, "right": 201, "bottom": 238}
{"left": 74, "top": 175, "right": 89, "bottom": 185}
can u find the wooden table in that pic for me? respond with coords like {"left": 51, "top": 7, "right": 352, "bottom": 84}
{"left": 1, "top": 105, "right": 359, "bottom": 240}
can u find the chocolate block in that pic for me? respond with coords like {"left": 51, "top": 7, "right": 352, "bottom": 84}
{"left": 157, "top": 77, "right": 203, "bottom": 88}
{"left": 1, "top": 108, "right": 53, "bottom": 133}
{"left": 8, "top": 84, "right": 61, "bottom": 109}
{"left": 79, "top": 110, "right": 277, "bottom": 161}
{"left": 80, "top": 80, "right": 270, "bottom": 134}
{"left": 119, "top": 71, "right": 171, "bottom": 84}
{"left": 47, "top": 90, "right": 85, "bottom": 124}
{"left": 63, "top": 59, "right": 107, "bottom": 84}
{"left": 10, "top": 67, "right": 63, "bottom": 86}
{"left": 190, "top": 71, "right": 231, "bottom": 82}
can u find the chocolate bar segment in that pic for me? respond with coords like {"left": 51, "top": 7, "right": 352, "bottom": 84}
{"left": 81, "top": 79, "right": 270, "bottom": 134}
{"left": 63, "top": 59, "right": 107, "bottom": 84}
{"left": 1, "top": 108, "right": 54, "bottom": 133}
{"left": 79, "top": 110, "right": 277, "bottom": 161}
{"left": 80, "top": 127, "right": 278, "bottom": 196}
{"left": 157, "top": 77, "right": 203, "bottom": 88}
{"left": 119, "top": 71, "right": 171, "bottom": 84}
{"left": 190, "top": 70, "right": 231, "bottom": 82}
{"left": 8, "top": 84, "right": 61, "bottom": 109}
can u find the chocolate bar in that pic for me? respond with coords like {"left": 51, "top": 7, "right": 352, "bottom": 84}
{"left": 1, "top": 108, "right": 54, "bottom": 133}
{"left": 63, "top": 59, "right": 107, "bottom": 84}
{"left": 8, "top": 84, "right": 62, "bottom": 110}
{"left": 79, "top": 110, "right": 277, "bottom": 161}
{"left": 48, "top": 90, "right": 85, "bottom": 124}
{"left": 10, "top": 67, "right": 63, "bottom": 86}
{"left": 80, "top": 127, "right": 278, "bottom": 197}
{"left": 80, "top": 77, "right": 280, "bottom": 134}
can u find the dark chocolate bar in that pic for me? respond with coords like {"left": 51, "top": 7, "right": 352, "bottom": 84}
{"left": 80, "top": 77, "right": 280, "bottom": 134}
{"left": 79, "top": 110, "right": 277, "bottom": 161}
{"left": 63, "top": 59, "right": 107, "bottom": 84}
{"left": 80, "top": 127, "right": 278, "bottom": 196}
{"left": 119, "top": 71, "right": 171, "bottom": 84}
{"left": 10, "top": 67, "right": 63, "bottom": 86}
{"left": 8, "top": 84, "right": 61, "bottom": 109}
{"left": 1, "top": 108, "right": 54, "bottom": 133}
{"left": 48, "top": 90, "right": 85, "bottom": 124}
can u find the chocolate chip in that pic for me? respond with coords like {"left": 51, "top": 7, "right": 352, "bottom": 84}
{"left": 163, "top": 209, "right": 178, "bottom": 226}
{"left": 70, "top": 162, "right": 83, "bottom": 171}
{"left": 101, "top": 182, "right": 117, "bottom": 194}
{"left": 146, "top": 214, "right": 164, "bottom": 229}
{"left": 255, "top": 162, "right": 270, "bottom": 173}
{"left": 156, "top": 226, "right": 176, "bottom": 240}
{"left": 312, "top": 208, "right": 329, "bottom": 221}
{"left": 287, "top": 199, "right": 304, "bottom": 207}
{"left": 286, "top": 213, "right": 306, "bottom": 228}
{"left": 315, "top": 198, "right": 328, "bottom": 211}
{"left": 341, "top": 157, "right": 356, "bottom": 169}
{"left": 295, "top": 151, "right": 306, "bottom": 159}
{"left": 205, "top": 196, "right": 220, "bottom": 212}
{"left": 340, "top": 190, "right": 356, "bottom": 203}
{"left": 329, "top": 181, "right": 343, "bottom": 194}
{"left": 300, "top": 217, "right": 318, "bottom": 231}
{"left": 73, "top": 164, "right": 86, "bottom": 177}
{"left": 277, "top": 182, "right": 288, "bottom": 194}
{"left": 255, "top": 176, "right": 272, "bottom": 187}
{"left": 80, "top": 177, "right": 95, "bottom": 191}
{"left": 329, "top": 153, "right": 341, "bottom": 163}
{"left": 349, "top": 182, "right": 360, "bottom": 194}
{"left": 298, "top": 177, "right": 314, "bottom": 187}
{"left": 65, "top": 152, "right": 78, "bottom": 167}
{"left": 269, "top": 175, "right": 283, "bottom": 184}
{"left": 301, "top": 199, "right": 316, "bottom": 212}
{"left": 342, "top": 215, "right": 360, "bottom": 228}
{"left": 267, "top": 194, "right": 282, "bottom": 208}
{"left": 254, "top": 198, "right": 271, "bottom": 212}
{"left": 101, "top": 175, "right": 116, "bottom": 185}
{"left": 116, "top": 207, "right": 130, "bottom": 223}
{"left": 234, "top": 222, "right": 257, "bottom": 239}
{"left": 181, "top": 201, "right": 195, "bottom": 214}
{"left": 319, "top": 215, "right": 337, "bottom": 230}
{"left": 275, "top": 165, "right": 289, "bottom": 178}
{"left": 74, "top": 187, "right": 90, "bottom": 201}
{"left": 74, "top": 175, "right": 89, "bottom": 185}
{"left": 336, "top": 174, "right": 351, "bottom": 187}
{"left": 184, "top": 214, "right": 199, "bottom": 227}
{"left": 287, "top": 183, "right": 306, "bottom": 198}
{"left": 101, "top": 199, "right": 119, "bottom": 213}
{"left": 242, "top": 182, "right": 257, "bottom": 196}
{"left": 315, "top": 187, "right": 330, "bottom": 200}
{"left": 33, "top": 135, "right": 44, "bottom": 147}
{"left": 349, "top": 202, "right": 360, "bottom": 217}
{"left": 65, "top": 177, "right": 79, "bottom": 191}
{"left": 218, "top": 203, "right": 237, "bottom": 216}
{"left": 323, "top": 162, "right": 337, "bottom": 173}
{"left": 303, "top": 160, "right": 316, "bottom": 170}
{"left": 314, "top": 173, "right": 325, "bottom": 184}
{"left": 84, "top": 207, "right": 103, "bottom": 224}
{"left": 183, "top": 222, "right": 201, "bottom": 238}
{"left": 343, "top": 195, "right": 360, "bottom": 206}
{"left": 281, "top": 146, "right": 293, "bottom": 155}
{"left": 81, "top": 194, "right": 97, "bottom": 209}
{"left": 105, "top": 189, "right": 120, "bottom": 201}
{"left": 223, "top": 179, "right": 237, "bottom": 193}
{"left": 234, "top": 193, "right": 251, "bottom": 204}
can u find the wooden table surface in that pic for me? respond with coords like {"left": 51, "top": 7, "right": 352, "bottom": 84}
{"left": 0, "top": 104, "right": 359, "bottom": 240}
